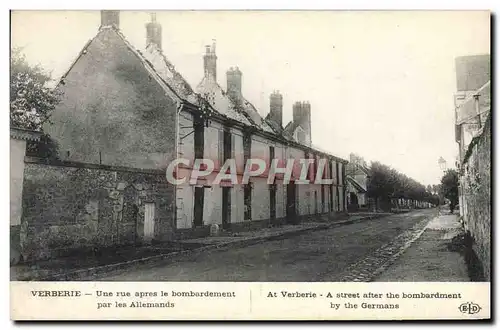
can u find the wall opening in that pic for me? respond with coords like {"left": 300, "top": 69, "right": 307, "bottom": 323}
{"left": 243, "top": 130, "right": 252, "bottom": 166}
{"left": 321, "top": 185, "right": 325, "bottom": 213}
{"left": 269, "top": 183, "right": 276, "bottom": 220}
{"left": 223, "top": 129, "right": 232, "bottom": 162}
{"left": 193, "top": 187, "right": 204, "bottom": 227}
{"left": 244, "top": 184, "right": 252, "bottom": 220}
{"left": 222, "top": 186, "right": 231, "bottom": 229}
{"left": 194, "top": 116, "right": 204, "bottom": 160}
{"left": 286, "top": 181, "right": 297, "bottom": 223}
{"left": 329, "top": 184, "right": 334, "bottom": 212}
{"left": 143, "top": 202, "right": 155, "bottom": 243}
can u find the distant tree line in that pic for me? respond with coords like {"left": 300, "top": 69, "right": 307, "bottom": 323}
{"left": 367, "top": 161, "right": 442, "bottom": 211}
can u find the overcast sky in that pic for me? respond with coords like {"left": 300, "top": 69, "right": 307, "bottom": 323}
{"left": 11, "top": 10, "right": 490, "bottom": 185}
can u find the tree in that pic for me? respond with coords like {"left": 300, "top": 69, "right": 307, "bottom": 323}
{"left": 440, "top": 169, "right": 459, "bottom": 213}
{"left": 11, "top": 48, "right": 61, "bottom": 159}
{"left": 367, "top": 161, "right": 394, "bottom": 210}
{"left": 10, "top": 47, "right": 60, "bottom": 130}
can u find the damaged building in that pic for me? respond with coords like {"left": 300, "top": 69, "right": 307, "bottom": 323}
{"left": 14, "top": 11, "right": 348, "bottom": 261}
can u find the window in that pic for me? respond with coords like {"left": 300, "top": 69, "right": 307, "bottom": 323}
{"left": 336, "top": 162, "right": 340, "bottom": 185}
{"left": 305, "top": 152, "right": 311, "bottom": 181}
{"left": 243, "top": 131, "right": 252, "bottom": 165}
{"left": 194, "top": 116, "right": 204, "bottom": 160}
{"left": 269, "top": 146, "right": 275, "bottom": 178}
{"left": 223, "top": 129, "right": 232, "bottom": 162}
{"left": 313, "top": 155, "right": 318, "bottom": 182}
{"left": 331, "top": 161, "right": 336, "bottom": 183}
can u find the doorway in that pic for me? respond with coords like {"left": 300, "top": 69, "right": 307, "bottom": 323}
{"left": 144, "top": 203, "right": 155, "bottom": 243}
{"left": 321, "top": 186, "right": 325, "bottom": 213}
{"left": 269, "top": 184, "right": 276, "bottom": 220}
{"left": 314, "top": 191, "right": 318, "bottom": 214}
{"left": 194, "top": 187, "right": 204, "bottom": 227}
{"left": 286, "top": 181, "right": 296, "bottom": 223}
{"left": 222, "top": 187, "right": 231, "bottom": 230}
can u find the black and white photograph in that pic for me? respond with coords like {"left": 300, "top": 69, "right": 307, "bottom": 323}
{"left": 8, "top": 9, "right": 491, "bottom": 320}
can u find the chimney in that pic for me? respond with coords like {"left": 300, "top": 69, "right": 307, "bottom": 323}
{"left": 292, "top": 101, "right": 302, "bottom": 126}
{"left": 203, "top": 40, "right": 217, "bottom": 81}
{"left": 101, "top": 10, "right": 120, "bottom": 29}
{"left": 146, "top": 13, "right": 162, "bottom": 49}
{"left": 292, "top": 101, "right": 312, "bottom": 145}
{"left": 269, "top": 90, "right": 283, "bottom": 127}
{"left": 226, "top": 67, "right": 242, "bottom": 99}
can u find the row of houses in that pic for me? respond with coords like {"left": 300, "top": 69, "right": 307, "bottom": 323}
{"left": 11, "top": 11, "right": 350, "bottom": 262}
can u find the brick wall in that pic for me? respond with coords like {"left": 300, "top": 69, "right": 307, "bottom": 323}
{"left": 20, "top": 159, "right": 175, "bottom": 261}
{"left": 461, "top": 114, "right": 491, "bottom": 280}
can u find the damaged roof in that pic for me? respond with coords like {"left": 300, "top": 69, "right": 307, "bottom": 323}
{"left": 140, "top": 43, "right": 200, "bottom": 106}
{"left": 237, "top": 97, "right": 276, "bottom": 134}
{"left": 196, "top": 78, "right": 253, "bottom": 126}
{"left": 58, "top": 25, "right": 348, "bottom": 163}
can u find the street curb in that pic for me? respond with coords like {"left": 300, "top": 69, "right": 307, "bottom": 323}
{"left": 28, "top": 213, "right": 390, "bottom": 281}
{"left": 367, "top": 218, "right": 433, "bottom": 282}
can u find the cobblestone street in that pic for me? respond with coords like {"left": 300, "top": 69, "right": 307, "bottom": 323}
{"left": 91, "top": 209, "right": 438, "bottom": 281}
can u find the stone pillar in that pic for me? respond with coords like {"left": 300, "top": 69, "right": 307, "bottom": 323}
{"left": 10, "top": 128, "right": 42, "bottom": 264}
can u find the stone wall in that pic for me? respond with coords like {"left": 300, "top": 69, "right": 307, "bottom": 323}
{"left": 460, "top": 114, "right": 491, "bottom": 281}
{"left": 20, "top": 158, "right": 175, "bottom": 261}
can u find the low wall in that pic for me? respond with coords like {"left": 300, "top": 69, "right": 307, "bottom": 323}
{"left": 460, "top": 115, "right": 491, "bottom": 281}
{"left": 20, "top": 158, "right": 175, "bottom": 261}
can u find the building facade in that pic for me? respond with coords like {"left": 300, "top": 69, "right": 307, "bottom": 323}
{"left": 345, "top": 154, "right": 369, "bottom": 211}
{"left": 16, "top": 11, "right": 349, "bottom": 260}
{"left": 454, "top": 54, "right": 491, "bottom": 280}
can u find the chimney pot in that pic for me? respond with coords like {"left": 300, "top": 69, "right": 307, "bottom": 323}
{"left": 203, "top": 40, "right": 217, "bottom": 81}
{"left": 146, "top": 12, "right": 162, "bottom": 49}
{"left": 101, "top": 10, "right": 120, "bottom": 29}
{"left": 292, "top": 100, "right": 312, "bottom": 145}
{"left": 227, "top": 67, "right": 242, "bottom": 99}
{"left": 269, "top": 90, "right": 283, "bottom": 127}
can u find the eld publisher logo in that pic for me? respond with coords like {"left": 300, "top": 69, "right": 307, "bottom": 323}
{"left": 459, "top": 302, "right": 481, "bottom": 315}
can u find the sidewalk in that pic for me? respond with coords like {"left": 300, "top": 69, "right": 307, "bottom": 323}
{"left": 11, "top": 211, "right": 389, "bottom": 281}
{"left": 375, "top": 211, "right": 471, "bottom": 281}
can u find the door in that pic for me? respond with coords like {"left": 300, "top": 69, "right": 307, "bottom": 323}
{"left": 194, "top": 187, "right": 204, "bottom": 227}
{"left": 222, "top": 187, "right": 231, "bottom": 230}
{"left": 144, "top": 203, "right": 155, "bottom": 243}
{"left": 314, "top": 191, "right": 318, "bottom": 214}
{"left": 122, "top": 187, "right": 138, "bottom": 244}
{"left": 269, "top": 184, "right": 276, "bottom": 220}
{"left": 286, "top": 181, "right": 296, "bottom": 223}
{"left": 321, "top": 186, "right": 325, "bottom": 213}
{"left": 336, "top": 186, "right": 340, "bottom": 211}
{"left": 329, "top": 185, "right": 334, "bottom": 212}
